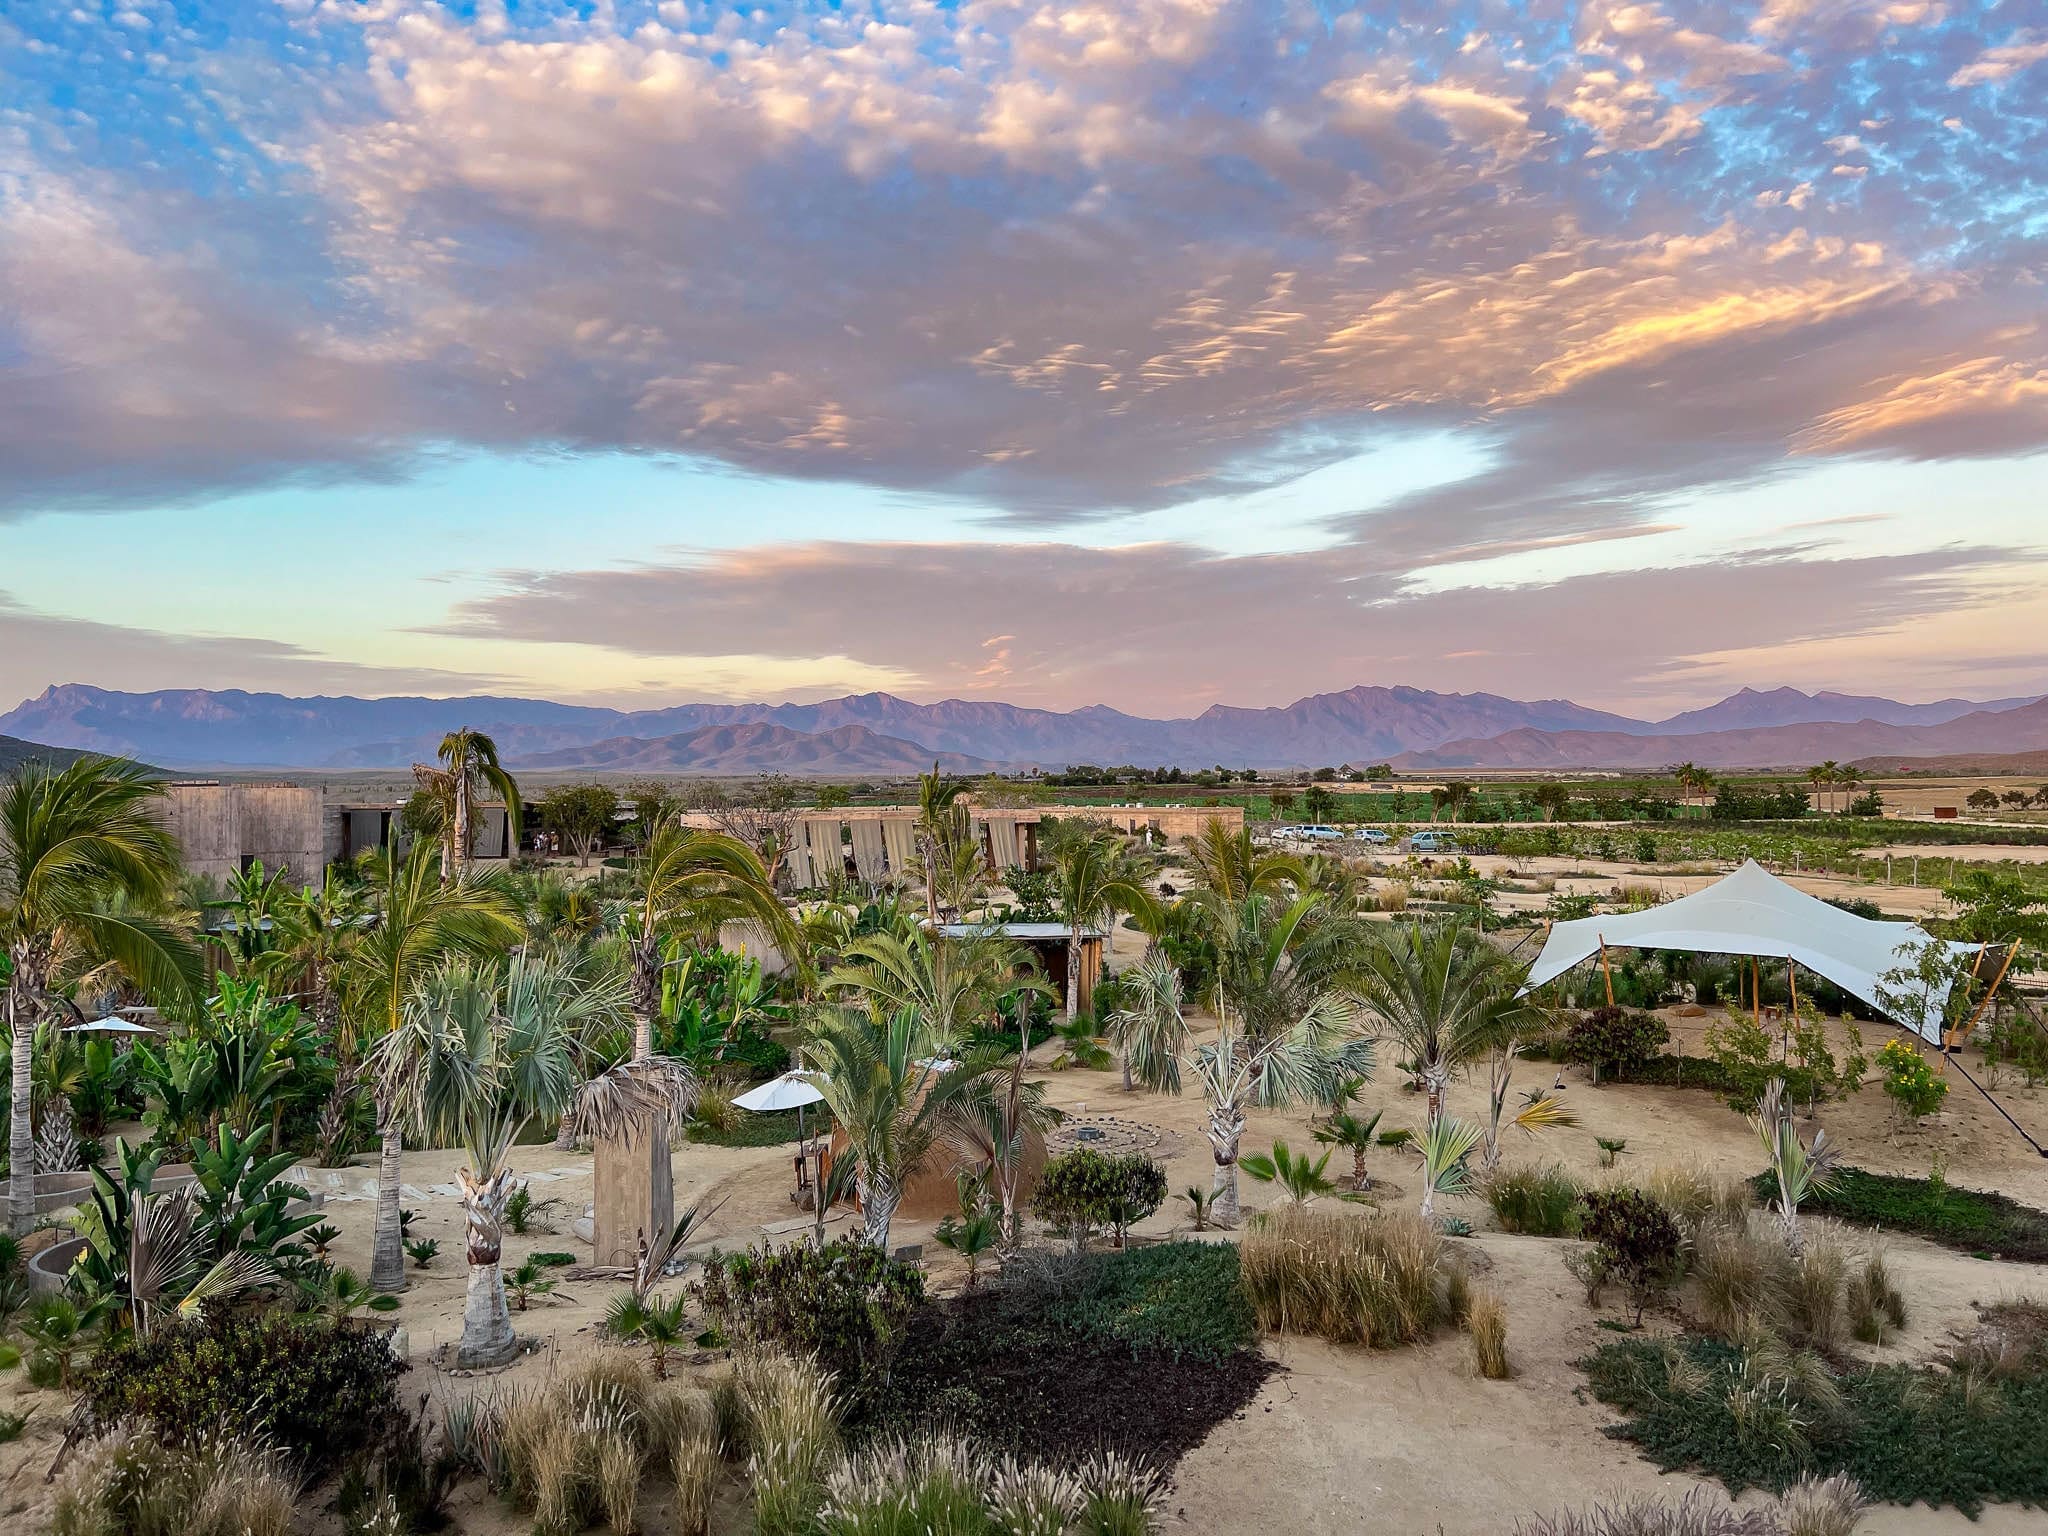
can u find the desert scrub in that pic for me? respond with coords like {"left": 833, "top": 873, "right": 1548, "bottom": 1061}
{"left": 1584, "top": 1311, "right": 2048, "bottom": 1515}
{"left": 695, "top": 1237, "right": 924, "bottom": 1403}
{"left": 51, "top": 1423, "right": 296, "bottom": 1536}
{"left": 1468, "top": 1287, "right": 1511, "bottom": 1379}
{"left": 1486, "top": 1163, "right": 1584, "bottom": 1236}
{"left": 1238, "top": 1205, "right": 1452, "bottom": 1347}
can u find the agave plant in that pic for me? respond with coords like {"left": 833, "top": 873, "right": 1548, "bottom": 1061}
{"left": 1752, "top": 1076, "right": 1843, "bottom": 1253}
{"left": 1413, "top": 1116, "right": 1484, "bottom": 1224}
{"left": 1240, "top": 1139, "right": 1338, "bottom": 1205}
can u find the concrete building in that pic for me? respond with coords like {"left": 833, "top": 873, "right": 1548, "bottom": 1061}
{"left": 161, "top": 781, "right": 326, "bottom": 884}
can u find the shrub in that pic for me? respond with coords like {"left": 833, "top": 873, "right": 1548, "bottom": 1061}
{"left": 1845, "top": 1250, "right": 1906, "bottom": 1346}
{"left": 1239, "top": 1206, "right": 1450, "bottom": 1347}
{"left": 1565, "top": 1007, "right": 1670, "bottom": 1082}
{"left": 51, "top": 1423, "right": 296, "bottom": 1536}
{"left": 1763, "top": 1165, "right": 2048, "bottom": 1262}
{"left": 1579, "top": 1188, "right": 1684, "bottom": 1324}
{"left": 695, "top": 1238, "right": 924, "bottom": 1401}
{"left": 72, "top": 1312, "right": 403, "bottom": 1480}
{"left": 1486, "top": 1163, "right": 1584, "bottom": 1236}
{"left": 1033, "top": 1149, "right": 1168, "bottom": 1249}
{"left": 1877, "top": 1040, "right": 1947, "bottom": 1123}
{"left": 1585, "top": 1324, "right": 2048, "bottom": 1515}
{"left": 1468, "top": 1287, "right": 1510, "bottom": 1379}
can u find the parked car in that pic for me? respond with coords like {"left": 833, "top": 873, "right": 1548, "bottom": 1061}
{"left": 1408, "top": 831, "right": 1459, "bottom": 852}
{"left": 1352, "top": 828, "right": 1391, "bottom": 844}
{"left": 1292, "top": 824, "right": 1347, "bottom": 843}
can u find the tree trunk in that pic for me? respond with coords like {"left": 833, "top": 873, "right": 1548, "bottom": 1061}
{"left": 1353, "top": 1149, "right": 1369, "bottom": 1191}
{"left": 1065, "top": 931, "right": 1080, "bottom": 1023}
{"left": 1422, "top": 1063, "right": 1449, "bottom": 1128}
{"left": 1210, "top": 1143, "right": 1241, "bottom": 1228}
{"left": 7, "top": 962, "right": 35, "bottom": 1238}
{"left": 630, "top": 931, "right": 661, "bottom": 1062}
{"left": 457, "top": 1165, "right": 519, "bottom": 1368}
{"left": 859, "top": 1168, "right": 899, "bottom": 1251}
{"left": 370, "top": 1105, "right": 409, "bottom": 1293}
{"left": 453, "top": 770, "right": 473, "bottom": 878}
{"left": 552, "top": 1108, "right": 577, "bottom": 1150}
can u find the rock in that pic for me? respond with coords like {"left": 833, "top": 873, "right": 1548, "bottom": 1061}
{"left": 386, "top": 1327, "right": 410, "bottom": 1361}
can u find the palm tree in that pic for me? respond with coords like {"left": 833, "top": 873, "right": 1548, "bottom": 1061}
{"left": 942, "top": 1034, "right": 1060, "bottom": 1248}
{"left": 4, "top": 757, "right": 203, "bottom": 1235}
{"left": 433, "top": 728, "right": 524, "bottom": 878}
{"left": 1751, "top": 1076, "right": 1842, "bottom": 1253}
{"left": 624, "top": 819, "right": 789, "bottom": 1061}
{"left": 257, "top": 868, "right": 363, "bottom": 1042}
{"left": 1184, "top": 821, "right": 1302, "bottom": 905}
{"left": 345, "top": 840, "right": 520, "bottom": 1291}
{"left": 1313, "top": 1106, "right": 1383, "bottom": 1190}
{"left": 802, "top": 1006, "right": 992, "bottom": 1250}
{"left": 1239, "top": 1139, "right": 1336, "bottom": 1204}
{"left": 1106, "top": 950, "right": 1190, "bottom": 1094}
{"left": 1170, "top": 892, "right": 1372, "bottom": 1225}
{"left": 1413, "top": 1115, "right": 1483, "bottom": 1223}
{"left": 825, "top": 925, "right": 1031, "bottom": 1052}
{"left": 1042, "top": 823, "right": 1158, "bottom": 1024}
{"left": 1808, "top": 761, "right": 1840, "bottom": 815}
{"left": 376, "top": 952, "right": 624, "bottom": 1365}
{"left": 1353, "top": 919, "right": 1528, "bottom": 1128}
{"left": 913, "top": 764, "right": 969, "bottom": 923}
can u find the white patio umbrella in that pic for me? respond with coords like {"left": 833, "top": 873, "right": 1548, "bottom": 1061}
{"left": 734, "top": 1070, "right": 827, "bottom": 1135}
{"left": 67, "top": 1016, "right": 159, "bottom": 1035}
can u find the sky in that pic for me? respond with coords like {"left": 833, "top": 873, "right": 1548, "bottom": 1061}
{"left": 2, "top": 0, "right": 2045, "bottom": 719}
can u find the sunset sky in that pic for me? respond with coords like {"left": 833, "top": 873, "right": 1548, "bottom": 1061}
{"left": 2, "top": 0, "right": 2044, "bottom": 717}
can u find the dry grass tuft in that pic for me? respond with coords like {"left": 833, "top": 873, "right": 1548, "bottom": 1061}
{"left": 671, "top": 1423, "right": 723, "bottom": 1536}
{"left": 1468, "top": 1287, "right": 1511, "bottom": 1380}
{"left": 1239, "top": 1205, "right": 1449, "bottom": 1347}
{"left": 53, "top": 1423, "right": 298, "bottom": 1536}
{"left": 593, "top": 1431, "right": 640, "bottom": 1533}
{"left": 1777, "top": 1472, "right": 1868, "bottom": 1536}
{"left": 737, "top": 1351, "right": 840, "bottom": 1536}
{"left": 1846, "top": 1250, "right": 1907, "bottom": 1346}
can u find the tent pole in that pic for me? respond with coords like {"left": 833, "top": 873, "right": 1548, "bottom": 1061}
{"left": 1752, "top": 958, "right": 1762, "bottom": 1027}
{"left": 1785, "top": 957, "right": 1796, "bottom": 1063}
{"left": 1948, "top": 943, "right": 2016, "bottom": 1058}
{"left": 1599, "top": 936, "right": 1614, "bottom": 1007}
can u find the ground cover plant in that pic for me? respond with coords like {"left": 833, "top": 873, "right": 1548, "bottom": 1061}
{"left": 1584, "top": 1303, "right": 2048, "bottom": 1516}
{"left": 868, "top": 1241, "right": 1272, "bottom": 1468}
{"left": 1757, "top": 1165, "right": 2048, "bottom": 1262}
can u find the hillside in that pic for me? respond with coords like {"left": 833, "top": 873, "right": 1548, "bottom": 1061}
{"left": 512, "top": 723, "right": 999, "bottom": 775}
{"left": 1398, "top": 698, "right": 2048, "bottom": 771}
{"left": 0, "top": 732, "right": 105, "bottom": 776}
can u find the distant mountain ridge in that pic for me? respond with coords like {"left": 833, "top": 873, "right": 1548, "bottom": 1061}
{"left": 0, "top": 681, "right": 2040, "bottom": 774}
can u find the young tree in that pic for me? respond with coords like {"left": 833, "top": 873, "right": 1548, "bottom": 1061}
{"left": 1106, "top": 950, "right": 1190, "bottom": 1094}
{"left": 1751, "top": 1076, "right": 1842, "bottom": 1253}
{"left": 825, "top": 925, "right": 1033, "bottom": 1053}
{"left": 376, "top": 953, "right": 626, "bottom": 1364}
{"left": 1532, "top": 782, "right": 1572, "bottom": 822}
{"left": 538, "top": 782, "right": 619, "bottom": 867}
{"left": 4, "top": 757, "right": 203, "bottom": 1235}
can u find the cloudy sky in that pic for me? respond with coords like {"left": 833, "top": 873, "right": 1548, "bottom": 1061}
{"left": 2, "top": 0, "right": 2044, "bottom": 717}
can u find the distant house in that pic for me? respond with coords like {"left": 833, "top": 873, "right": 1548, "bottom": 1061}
{"left": 936, "top": 920, "right": 1108, "bottom": 1015}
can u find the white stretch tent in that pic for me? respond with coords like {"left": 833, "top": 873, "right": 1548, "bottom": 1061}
{"left": 1523, "top": 860, "right": 1977, "bottom": 1041}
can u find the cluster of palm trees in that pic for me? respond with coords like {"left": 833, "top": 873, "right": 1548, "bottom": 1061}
{"left": 1672, "top": 763, "right": 1716, "bottom": 812}
{"left": 1804, "top": 760, "right": 1863, "bottom": 814}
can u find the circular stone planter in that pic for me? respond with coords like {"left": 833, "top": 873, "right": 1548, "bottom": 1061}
{"left": 28, "top": 1235, "right": 87, "bottom": 1296}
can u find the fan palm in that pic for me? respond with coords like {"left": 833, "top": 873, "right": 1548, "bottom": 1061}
{"left": 1353, "top": 919, "right": 1529, "bottom": 1128}
{"left": 345, "top": 840, "right": 520, "bottom": 1291}
{"left": 941, "top": 1040, "right": 1060, "bottom": 1248}
{"left": 4, "top": 757, "right": 203, "bottom": 1235}
{"left": 376, "top": 952, "right": 624, "bottom": 1365}
{"left": 1413, "top": 1115, "right": 1484, "bottom": 1223}
{"left": 1239, "top": 1139, "right": 1336, "bottom": 1205}
{"left": 1042, "top": 823, "right": 1158, "bottom": 1023}
{"left": 1313, "top": 1107, "right": 1384, "bottom": 1190}
{"left": 801, "top": 1005, "right": 995, "bottom": 1250}
{"left": 1106, "top": 951, "right": 1189, "bottom": 1094}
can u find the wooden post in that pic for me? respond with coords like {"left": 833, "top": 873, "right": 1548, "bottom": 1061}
{"left": 1752, "top": 958, "right": 1762, "bottom": 1026}
{"left": 1949, "top": 943, "right": 2017, "bottom": 1055}
{"left": 1785, "top": 957, "right": 1797, "bottom": 1062}
{"left": 1599, "top": 936, "right": 1614, "bottom": 1007}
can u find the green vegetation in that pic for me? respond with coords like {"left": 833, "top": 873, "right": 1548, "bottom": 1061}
{"left": 1238, "top": 1205, "right": 1455, "bottom": 1347}
{"left": 694, "top": 1237, "right": 926, "bottom": 1401}
{"left": 1761, "top": 1165, "right": 2048, "bottom": 1262}
{"left": 1485, "top": 1163, "right": 1585, "bottom": 1236}
{"left": 1586, "top": 1306, "right": 2048, "bottom": 1515}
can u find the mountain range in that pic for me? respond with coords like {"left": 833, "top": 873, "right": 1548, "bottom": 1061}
{"left": 1, "top": 682, "right": 2044, "bottom": 775}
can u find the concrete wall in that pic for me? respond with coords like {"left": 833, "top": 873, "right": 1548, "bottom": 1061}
{"left": 162, "top": 781, "right": 324, "bottom": 883}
